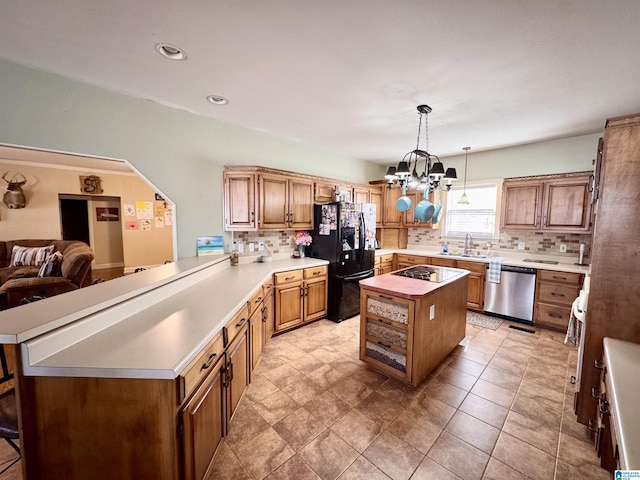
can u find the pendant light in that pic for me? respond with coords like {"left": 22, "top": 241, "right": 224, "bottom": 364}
{"left": 458, "top": 147, "right": 470, "bottom": 205}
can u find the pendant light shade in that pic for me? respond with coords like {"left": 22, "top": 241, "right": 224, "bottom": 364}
{"left": 395, "top": 161, "right": 411, "bottom": 177}
{"left": 458, "top": 147, "right": 471, "bottom": 204}
{"left": 385, "top": 166, "right": 398, "bottom": 179}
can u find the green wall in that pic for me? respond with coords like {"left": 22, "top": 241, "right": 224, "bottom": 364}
{"left": 0, "top": 58, "right": 384, "bottom": 258}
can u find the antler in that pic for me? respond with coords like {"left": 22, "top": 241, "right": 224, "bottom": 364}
{"left": 2, "top": 172, "right": 27, "bottom": 186}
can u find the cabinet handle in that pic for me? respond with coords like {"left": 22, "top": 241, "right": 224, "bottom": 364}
{"left": 588, "top": 419, "right": 598, "bottom": 433}
{"left": 379, "top": 295, "right": 393, "bottom": 300}
{"left": 222, "top": 366, "right": 229, "bottom": 388}
{"left": 378, "top": 319, "right": 392, "bottom": 326}
{"left": 285, "top": 276, "right": 295, "bottom": 281}
{"left": 312, "top": 271, "right": 321, "bottom": 276}
{"left": 552, "top": 276, "right": 568, "bottom": 281}
{"left": 251, "top": 211, "right": 254, "bottom": 222}
{"left": 591, "top": 387, "right": 601, "bottom": 399}
{"left": 201, "top": 353, "right": 217, "bottom": 370}
{"left": 549, "top": 313, "right": 563, "bottom": 319}
{"left": 227, "top": 362, "right": 234, "bottom": 381}
{"left": 255, "top": 296, "right": 262, "bottom": 304}
{"left": 377, "top": 341, "right": 392, "bottom": 349}
{"left": 599, "top": 404, "right": 610, "bottom": 416}
{"left": 594, "top": 359, "right": 606, "bottom": 370}
{"left": 550, "top": 292, "right": 565, "bottom": 297}
{"left": 236, "top": 317, "right": 246, "bottom": 327}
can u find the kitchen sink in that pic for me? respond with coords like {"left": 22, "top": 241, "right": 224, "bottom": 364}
{"left": 439, "top": 253, "right": 489, "bottom": 259}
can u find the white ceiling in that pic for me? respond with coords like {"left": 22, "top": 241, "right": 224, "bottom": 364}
{"left": 1, "top": 1, "right": 639, "bottom": 165}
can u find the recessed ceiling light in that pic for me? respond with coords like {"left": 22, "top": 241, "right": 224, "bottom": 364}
{"left": 206, "top": 95, "right": 229, "bottom": 105}
{"left": 155, "top": 43, "right": 187, "bottom": 61}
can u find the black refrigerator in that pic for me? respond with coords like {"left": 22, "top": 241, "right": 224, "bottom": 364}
{"left": 308, "top": 201, "right": 376, "bottom": 322}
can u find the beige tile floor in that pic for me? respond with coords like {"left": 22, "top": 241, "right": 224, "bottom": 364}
{"left": 209, "top": 316, "right": 612, "bottom": 480}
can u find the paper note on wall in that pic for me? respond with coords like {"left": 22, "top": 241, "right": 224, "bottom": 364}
{"left": 136, "top": 201, "right": 153, "bottom": 220}
{"left": 140, "top": 219, "right": 152, "bottom": 231}
{"left": 124, "top": 204, "right": 135, "bottom": 217}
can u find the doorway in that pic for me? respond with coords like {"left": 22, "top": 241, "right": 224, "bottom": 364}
{"left": 59, "top": 195, "right": 125, "bottom": 270}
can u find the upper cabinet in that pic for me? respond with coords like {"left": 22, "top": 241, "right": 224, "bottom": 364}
{"left": 500, "top": 172, "right": 592, "bottom": 233}
{"left": 259, "top": 174, "right": 313, "bottom": 230}
{"left": 224, "top": 172, "right": 257, "bottom": 230}
{"left": 224, "top": 167, "right": 378, "bottom": 232}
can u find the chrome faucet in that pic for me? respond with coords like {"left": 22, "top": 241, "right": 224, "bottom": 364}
{"left": 464, "top": 233, "right": 473, "bottom": 255}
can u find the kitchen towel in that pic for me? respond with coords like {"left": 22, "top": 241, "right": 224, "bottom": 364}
{"left": 487, "top": 257, "right": 507, "bottom": 283}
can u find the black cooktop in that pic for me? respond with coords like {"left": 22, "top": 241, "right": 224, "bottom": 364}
{"left": 392, "top": 265, "right": 461, "bottom": 283}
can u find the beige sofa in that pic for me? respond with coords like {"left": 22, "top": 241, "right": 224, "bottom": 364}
{"left": 0, "top": 240, "right": 94, "bottom": 309}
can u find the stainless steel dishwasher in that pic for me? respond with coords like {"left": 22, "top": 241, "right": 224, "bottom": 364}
{"left": 484, "top": 265, "right": 537, "bottom": 323}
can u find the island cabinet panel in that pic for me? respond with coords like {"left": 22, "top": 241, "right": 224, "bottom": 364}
{"left": 18, "top": 375, "right": 181, "bottom": 480}
{"left": 360, "top": 274, "right": 467, "bottom": 387}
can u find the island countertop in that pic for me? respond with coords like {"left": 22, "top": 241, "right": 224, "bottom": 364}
{"left": 359, "top": 266, "right": 469, "bottom": 299}
{"left": 9, "top": 255, "right": 328, "bottom": 380}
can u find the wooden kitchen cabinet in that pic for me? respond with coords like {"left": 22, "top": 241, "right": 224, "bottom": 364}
{"left": 369, "top": 187, "right": 383, "bottom": 224}
{"left": 375, "top": 254, "right": 394, "bottom": 275}
{"left": 395, "top": 253, "right": 428, "bottom": 270}
{"left": 501, "top": 172, "right": 592, "bottom": 232}
{"left": 180, "top": 353, "right": 226, "bottom": 480}
{"left": 258, "top": 173, "right": 313, "bottom": 230}
{"left": 383, "top": 187, "right": 403, "bottom": 226}
{"left": 262, "top": 280, "right": 275, "bottom": 345}
{"left": 274, "top": 266, "right": 328, "bottom": 333}
{"left": 534, "top": 269, "right": 582, "bottom": 331}
{"left": 223, "top": 171, "right": 257, "bottom": 231}
{"left": 353, "top": 186, "right": 370, "bottom": 204}
{"left": 225, "top": 323, "right": 249, "bottom": 424}
{"left": 314, "top": 181, "right": 335, "bottom": 203}
{"left": 429, "top": 256, "right": 485, "bottom": 311}
{"left": 249, "top": 305, "right": 264, "bottom": 373}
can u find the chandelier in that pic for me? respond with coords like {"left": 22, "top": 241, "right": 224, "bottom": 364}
{"left": 384, "top": 105, "right": 457, "bottom": 193}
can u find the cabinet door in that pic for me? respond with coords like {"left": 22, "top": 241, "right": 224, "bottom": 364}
{"left": 259, "top": 174, "right": 289, "bottom": 229}
{"left": 500, "top": 181, "right": 542, "bottom": 230}
{"left": 383, "top": 187, "right": 403, "bottom": 226}
{"left": 275, "top": 281, "right": 304, "bottom": 331}
{"left": 402, "top": 191, "right": 420, "bottom": 226}
{"left": 249, "top": 307, "right": 263, "bottom": 374}
{"left": 353, "top": 187, "right": 369, "bottom": 204}
{"left": 289, "top": 178, "right": 314, "bottom": 229}
{"left": 314, "top": 181, "right": 335, "bottom": 203}
{"left": 181, "top": 355, "right": 226, "bottom": 480}
{"left": 262, "top": 289, "right": 275, "bottom": 345}
{"left": 542, "top": 177, "right": 591, "bottom": 232}
{"left": 226, "top": 325, "right": 249, "bottom": 424}
{"left": 304, "top": 277, "right": 328, "bottom": 322}
{"left": 224, "top": 172, "right": 256, "bottom": 231}
{"left": 369, "top": 188, "right": 383, "bottom": 225}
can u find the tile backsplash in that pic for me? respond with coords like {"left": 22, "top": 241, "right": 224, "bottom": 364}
{"left": 234, "top": 231, "right": 300, "bottom": 256}
{"left": 407, "top": 228, "right": 592, "bottom": 260}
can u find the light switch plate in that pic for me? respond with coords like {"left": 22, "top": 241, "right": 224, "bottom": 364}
{"left": 248, "top": 243, "right": 255, "bottom": 252}
{"left": 559, "top": 244, "right": 567, "bottom": 253}
{"left": 258, "top": 242, "right": 265, "bottom": 251}
{"left": 518, "top": 242, "right": 525, "bottom": 250}
{"left": 237, "top": 243, "right": 244, "bottom": 253}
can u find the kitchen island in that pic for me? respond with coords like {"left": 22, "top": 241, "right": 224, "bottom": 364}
{"left": 359, "top": 265, "right": 469, "bottom": 387}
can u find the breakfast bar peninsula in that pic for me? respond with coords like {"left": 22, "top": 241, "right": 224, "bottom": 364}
{"left": 359, "top": 265, "right": 469, "bottom": 387}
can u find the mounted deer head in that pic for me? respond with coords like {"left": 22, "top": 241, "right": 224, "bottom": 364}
{"left": 2, "top": 172, "right": 27, "bottom": 209}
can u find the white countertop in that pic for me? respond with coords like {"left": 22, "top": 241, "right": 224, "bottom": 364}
{"left": 603, "top": 337, "right": 640, "bottom": 470}
{"left": 375, "top": 248, "right": 589, "bottom": 275}
{"left": 11, "top": 255, "right": 327, "bottom": 380}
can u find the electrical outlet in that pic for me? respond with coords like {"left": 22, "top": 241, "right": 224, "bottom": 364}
{"left": 518, "top": 242, "right": 525, "bottom": 250}
{"left": 559, "top": 244, "right": 567, "bottom": 253}
{"left": 237, "top": 243, "right": 244, "bottom": 253}
{"left": 248, "top": 243, "right": 255, "bottom": 252}
{"left": 258, "top": 242, "right": 265, "bottom": 251}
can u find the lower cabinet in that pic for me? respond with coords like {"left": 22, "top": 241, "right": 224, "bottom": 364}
{"left": 395, "top": 253, "right": 428, "bottom": 271}
{"left": 534, "top": 269, "right": 582, "bottom": 330}
{"left": 180, "top": 353, "right": 226, "bottom": 480}
{"left": 430, "top": 257, "right": 485, "bottom": 311}
{"left": 274, "top": 266, "right": 328, "bottom": 332}
{"left": 225, "top": 324, "right": 249, "bottom": 424}
{"left": 375, "top": 254, "right": 394, "bottom": 275}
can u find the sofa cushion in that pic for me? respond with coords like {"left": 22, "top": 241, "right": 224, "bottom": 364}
{"left": 38, "top": 251, "right": 63, "bottom": 278}
{"left": 10, "top": 245, "right": 54, "bottom": 267}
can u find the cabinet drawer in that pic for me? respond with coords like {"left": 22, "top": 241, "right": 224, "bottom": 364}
{"left": 224, "top": 304, "right": 250, "bottom": 346}
{"left": 456, "top": 260, "right": 486, "bottom": 274}
{"left": 274, "top": 269, "right": 303, "bottom": 285}
{"left": 248, "top": 288, "right": 264, "bottom": 315}
{"left": 364, "top": 340, "right": 407, "bottom": 376}
{"left": 304, "top": 265, "right": 327, "bottom": 279}
{"left": 365, "top": 293, "right": 412, "bottom": 327}
{"left": 537, "top": 282, "right": 579, "bottom": 305}
{"left": 262, "top": 279, "right": 274, "bottom": 295}
{"left": 535, "top": 303, "right": 572, "bottom": 330}
{"left": 378, "top": 254, "right": 394, "bottom": 265}
{"left": 538, "top": 270, "right": 582, "bottom": 285}
{"left": 366, "top": 318, "right": 408, "bottom": 349}
{"left": 430, "top": 257, "right": 456, "bottom": 268}
{"left": 180, "top": 331, "right": 225, "bottom": 402}
{"left": 395, "top": 254, "right": 427, "bottom": 265}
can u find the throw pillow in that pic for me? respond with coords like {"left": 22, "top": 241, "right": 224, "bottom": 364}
{"left": 10, "top": 245, "right": 55, "bottom": 267}
{"left": 37, "top": 251, "right": 63, "bottom": 278}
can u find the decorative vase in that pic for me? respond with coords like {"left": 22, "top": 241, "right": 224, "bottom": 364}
{"left": 298, "top": 245, "right": 306, "bottom": 257}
